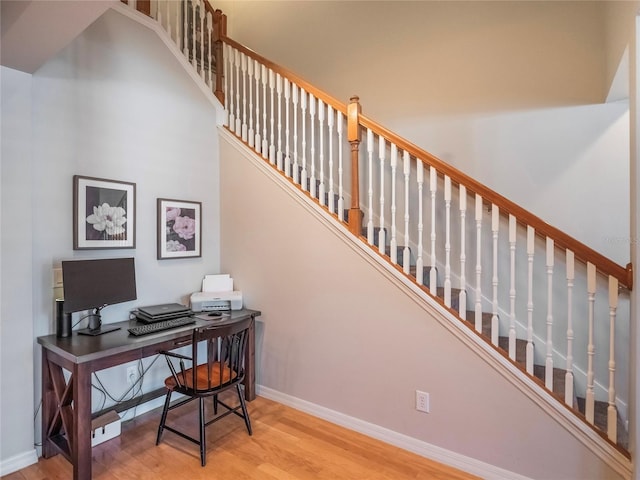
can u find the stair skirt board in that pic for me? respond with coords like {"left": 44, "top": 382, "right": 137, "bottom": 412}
{"left": 221, "top": 123, "right": 632, "bottom": 479}
{"left": 258, "top": 385, "right": 534, "bottom": 480}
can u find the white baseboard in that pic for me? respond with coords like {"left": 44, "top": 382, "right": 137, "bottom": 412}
{"left": 256, "top": 385, "right": 533, "bottom": 480}
{"left": 0, "top": 449, "right": 38, "bottom": 477}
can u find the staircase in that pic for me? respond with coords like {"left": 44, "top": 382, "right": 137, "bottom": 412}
{"left": 359, "top": 220, "right": 631, "bottom": 451}
{"left": 111, "top": 0, "right": 633, "bottom": 475}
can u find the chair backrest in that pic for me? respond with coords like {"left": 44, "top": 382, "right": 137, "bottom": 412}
{"left": 188, "top": 316, "right": 252, "bottom": 395}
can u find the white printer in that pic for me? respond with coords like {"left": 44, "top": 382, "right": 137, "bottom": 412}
{"left": 190, "top": 274, "right": 243, "bottom": 312}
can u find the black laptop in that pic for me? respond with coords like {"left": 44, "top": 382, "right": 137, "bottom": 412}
{"left": 136, "top": 303, "right": 193, "bottom": 323}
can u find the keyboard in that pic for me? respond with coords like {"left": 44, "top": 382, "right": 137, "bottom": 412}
{"left": 128, "top": 316, "right": 196, "bottom": 336}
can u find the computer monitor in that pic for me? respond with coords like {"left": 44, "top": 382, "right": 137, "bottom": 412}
{"left": 61, "top": 257, "right": 137, "bottom": 336}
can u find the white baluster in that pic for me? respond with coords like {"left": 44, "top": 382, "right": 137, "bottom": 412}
{"left": 390, "top": 144, "right": 398, "bottom": 265}
{"left": 223, "top": 44, "right": 229, "bottom": 126}
{"left": 261, "top": 65, "right": 268, "bottom": 158}
{"left": 526, "top": 226, "right": 535, "bottom": 374}
{"left": 607, "top": 275, "right": 618, "bottom": 442}
{"left": 227, "top": 48, "right": 236, "bottom": 132}
{"left": 276, "top": 74, "right": 283, "bottom": 171}
{"left": 182, "top": 0, "right": 188, "bottom": 55}
{"left": 545, "top": 237, "right": 554, "bottom": 390}
{"left": 491, "top": 204, "right": 499, "bottom": 346}
{"left": 247, "top": 59, "right": 254, "bottom": 148}
{"left": 565, "top": 250, "right": 575, "bottom": 405}
{"left": 444, "top": 176, "right": 452, "bottom": 307}
{"left": 378, "top": 137, "right": 386, "bottom": 254}
{"left": 240, "top": 53, "right": 248, "bottom": 141}
{"left": 284, "top": 78, "right": 291, "bottom": 177}
{"left": 206, "top": 11, "right": 212, "bottom": 87}
{"left": 403, "top": 151, "right": 411, "bottom": 275}
{"left": 327, "top": 105, "right": 335, "bottom": 212}
{"left": 586, "top": 262, "right": 596, "bottom": 424}
{"left": 175, "top": 0, "right": 181, "bottom": 50}
{"left": 474, "top": 194, "right": 483, "bottom": 333}
{"left": 292, "top": 84, "right": 299, "bottom": 184}
{"left": 416, "top": 161, "right": 424, "bottom": 285}
{"left": 337, "top": 112, "right": 344, "bottom": 222}
{"left": 165, "top": 1, "right": 172, "bottom": 41}
{"left": 366, "top": 129, "right": 374, "bottom": 244}
{"left": 459, "top": 186, "right": 467, "bottom": 320}
{"left": 429, "top": 167, "right": 437, "bottom": 295}
{"left": 300, "top": 88, "right": 307, "bottom": 190}
{"left": 508, "top": 214, "right": 517, "bottom": 360}
{"left": 253, "top": 60, "right": 261, "bottom": 151}
{"left": 268, "top": 69, "right": 276, "bottom": 165}
{"left": 309, "top": 94, "right": 316, "bottom": 196}
{"left": 318, "top": 100, "right": 326, "bottom": 205}
{"left": 199, "top": 0, "right": 204, "bottom": 78}
{"left": 190, "top": 0, "right": 197, "bottom": 67}
{"left": 234, "top": 49, "right": 241, "bottom": 134}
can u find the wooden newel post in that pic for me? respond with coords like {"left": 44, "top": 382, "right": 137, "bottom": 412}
{"left": 213, "top": 9, "right": 227, "bottom": 105}
{"left": 347, "top": 96, "right": 363, "bottom": 236}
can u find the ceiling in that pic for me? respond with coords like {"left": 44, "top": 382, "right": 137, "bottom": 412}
{"left": 1, "top": 0, "right": 116, "bottom": 74}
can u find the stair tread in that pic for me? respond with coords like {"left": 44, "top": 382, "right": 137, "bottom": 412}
{"left": 576, "top": 397, "right": 629, "bottom": 449}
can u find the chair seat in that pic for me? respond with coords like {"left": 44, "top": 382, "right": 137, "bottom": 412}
{"left": 164, "top": 361, "right": 238, "bottom": 391}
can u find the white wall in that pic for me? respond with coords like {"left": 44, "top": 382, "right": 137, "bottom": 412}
{"left": 391, "top": 102, "right": 630, "bottom": 265}
{"left": 1, "top": 67, "right": 37, "bottom": 472}
{"left": 630, "top": 15, "right": 639, "bottom": 480}
{"left": 0, "top": 8, "right": 222, "bottom": 472}
{"left": 219, "top": 132, "right": 627, "bottom": 480}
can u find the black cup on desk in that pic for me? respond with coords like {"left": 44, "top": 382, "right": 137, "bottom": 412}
{"left": 56, "top": 298, "right": 72, "bottom": 338}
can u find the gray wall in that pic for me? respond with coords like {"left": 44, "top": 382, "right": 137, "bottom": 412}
{"left": 1, "top": 8, "right": 222, "bottom": 471}
{"left": 1, "top": 66, "right": 36, "bottom": 469}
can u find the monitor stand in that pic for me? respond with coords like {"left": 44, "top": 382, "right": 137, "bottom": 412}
{"left": 77, "top": 324, "right": 121, "bottom": 336}
{"left": 76, "top": 310, "right": 121, "bottom": 336}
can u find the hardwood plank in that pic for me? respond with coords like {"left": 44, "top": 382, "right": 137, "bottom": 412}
{"left": 5, "top": 396, "right": 480, "bottom": 480}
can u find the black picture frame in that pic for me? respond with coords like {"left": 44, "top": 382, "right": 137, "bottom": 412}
{"left": 157, "top": 198, "right": 202, "bottom": 259}
{"left": 73, "top": 175, "right": 136, "bottom": 250}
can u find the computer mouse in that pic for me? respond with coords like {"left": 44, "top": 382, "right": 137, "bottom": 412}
{"left": 208, "top": 311, "right": 222, "bottom": 317}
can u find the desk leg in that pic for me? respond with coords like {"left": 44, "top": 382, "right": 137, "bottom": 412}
{"left": 72, "top": 363, "right": 92, "bottom": 480}
{"left": 244, "top": 316, "right": 256, "bottom": 401}
{"left": 41, "top": 350, "right": 56, "bottom": 458}
{"left": 40, "top": 351, "right": 92, "bottom": 479}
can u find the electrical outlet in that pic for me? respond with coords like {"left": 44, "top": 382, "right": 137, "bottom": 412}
{"left": 126, "top": 366, "right": 137, "bottom": 385}
{"left": 416, "top": 390, "right": 430, "bottom": 413}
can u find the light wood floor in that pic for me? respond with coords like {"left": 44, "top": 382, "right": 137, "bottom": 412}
{"left": 5, "top": 395, "right": 480, "bottom": 480}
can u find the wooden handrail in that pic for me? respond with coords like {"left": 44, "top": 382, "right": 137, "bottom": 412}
{"left": 358, "top": 113, "right": 633, "bottom": 290}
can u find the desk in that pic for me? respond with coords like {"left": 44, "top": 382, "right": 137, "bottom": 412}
{"left": 38, "top": 308, "right": 260, "bottom": 480}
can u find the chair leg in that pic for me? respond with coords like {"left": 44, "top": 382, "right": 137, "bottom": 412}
{"left": 156, "top": 390, "right": 172, "bottom": 445}
{"left": 199, "top": 397, "right": 206, "bottom": 467}
{"left": 236, "top": 384, "right": 252, "bottom": 435}
{"left": 213, "top": 394, "right": 218, "bottom": 415}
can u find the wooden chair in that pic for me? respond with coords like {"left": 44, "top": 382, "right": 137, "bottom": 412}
{"left": 156, "top": 317, "right": 253, "bottom": 466}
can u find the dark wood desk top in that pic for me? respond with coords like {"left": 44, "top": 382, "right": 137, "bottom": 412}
{"left": 37, "top": 308, "right": 261, "bottom": 365}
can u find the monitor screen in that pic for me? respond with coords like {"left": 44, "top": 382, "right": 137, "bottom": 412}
{"left": 62, "top": 257, "right": 137, "bottom": 314}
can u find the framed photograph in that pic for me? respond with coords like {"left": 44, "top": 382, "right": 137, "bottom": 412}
{"left": 73, "top": 175, "right": 136, "bottom": 250}
{"left": 157, "top": 198, "right": 202, "bottom": 259}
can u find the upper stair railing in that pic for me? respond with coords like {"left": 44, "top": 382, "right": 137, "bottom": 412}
{"left": 218, "top": 28, "right": 634, "bottom": 454}
{"left": 119, "top": 0, "right": 633, "bottom": 455}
